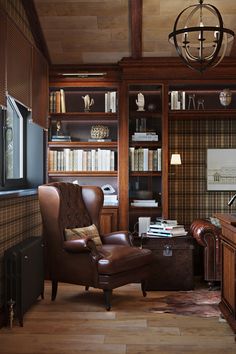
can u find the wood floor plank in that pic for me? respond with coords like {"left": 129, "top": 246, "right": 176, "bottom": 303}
{"left": 0, "top": 281, "right": 235, "bottom": 354}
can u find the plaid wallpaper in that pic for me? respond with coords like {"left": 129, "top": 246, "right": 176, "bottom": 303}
{"left": 0, "top": 195, "right": 42, "bottom": 308}
{"left": 169, "top": 118, "right": 236, "bottom": 228}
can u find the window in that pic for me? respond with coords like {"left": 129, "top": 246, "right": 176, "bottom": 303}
{"left": 0, "top": 96, "right": 27, "bottom": 190}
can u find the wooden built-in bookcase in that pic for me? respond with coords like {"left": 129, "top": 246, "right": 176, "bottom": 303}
{"left": 48, "top": 59, "right": 236, "bottom": 233}
{"left": 47, "top": 75, "right": 120, "bottom": 234}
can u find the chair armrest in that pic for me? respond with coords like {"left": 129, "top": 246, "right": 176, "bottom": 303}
{"left": 189, "top": 219, "right": 221, "bottom": 247}
{"left": 101, "top": 231, "right": 132, "bottom": 246}
{"left": 63, "top": 238, "right": 103, "bottom": 263}
{"left": 63, "top": 239, "right": 90, "bottom": 253}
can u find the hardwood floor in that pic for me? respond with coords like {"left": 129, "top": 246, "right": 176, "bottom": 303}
{"left": 0, "top": 281, "right": 235, "bottom": 354}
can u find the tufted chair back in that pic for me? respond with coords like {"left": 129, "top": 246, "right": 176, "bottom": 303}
{"left": 38, "top": 182, "right": 103, "bottom": 281}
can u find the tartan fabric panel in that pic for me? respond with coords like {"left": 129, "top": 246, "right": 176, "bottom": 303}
{"left": 0, "top": 195, "right": 42, "bottom": 308}
{"left": 169, "top": 119, "right": 236, "bottom": 228}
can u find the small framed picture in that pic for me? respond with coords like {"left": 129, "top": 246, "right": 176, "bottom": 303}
{"left": 207, "top": 148, "right": 236, "bottom": 191}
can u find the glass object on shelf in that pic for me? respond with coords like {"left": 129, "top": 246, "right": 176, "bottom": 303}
{"left": 197, "top": 98, "right": 204, "bottom": 110}
{"left": 188, "top": 94, "right": 196, "bottom": 110}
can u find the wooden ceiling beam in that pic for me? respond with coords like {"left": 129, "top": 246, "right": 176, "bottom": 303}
{"left": 130, "top": 0, "right": 142, "bottom": 59}
{"left": 229, "top": 38, "right": 236, "bottom": 57}
{"left": 21, "top": 0, "right": 51, "bottom": 64}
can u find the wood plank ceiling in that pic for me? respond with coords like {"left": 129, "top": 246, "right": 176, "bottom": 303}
{"left": 27, "top": 0, "right": 236, "bottom": 65}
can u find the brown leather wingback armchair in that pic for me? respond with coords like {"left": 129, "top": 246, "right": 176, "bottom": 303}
{"left": 189, "top": 219, "right": 221, "bottom": 289}
{"left": 38, "top": 182, "right": 154, "bottom": 310}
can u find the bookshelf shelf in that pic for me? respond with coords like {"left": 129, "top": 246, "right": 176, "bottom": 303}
{"left": 129, "top": 141, "right": 162, "bottom": 148}
{"left": 48, "top": 141, "right": 117, "bottom": 148}
{"left": 48, "top": 171, "right": 117, "bottom": 177}
{"left": 169, "top": 109, "right": 236, "bottom": 120}
{"left": 49, "top": 112, "right": 117, "bottom": 120}
{"left": 130, "top": 171, "right": 162, "bottom": 177}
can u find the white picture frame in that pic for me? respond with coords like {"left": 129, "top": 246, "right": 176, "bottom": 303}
{"left": 207, "top": 149, "right": 236, "bottom": 191}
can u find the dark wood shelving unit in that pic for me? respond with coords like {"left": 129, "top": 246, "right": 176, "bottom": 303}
{"left": 48, "top": 171, "right": 117, "bottom": 177}
{"left": 169, "top": 109, "right": 236, "bottom": 120}
{"left": 127, "top": 83, "right": 167, "bottom": 232}
{"left": 129, "top": 141, "right": 162, "bottom": 148}
{"left": 48, "top": 141, "right": 118, "bottom": 148}
{"left": 48, "top": 79, "right": 120, "bottom": 234}
{"left": 49, "top": 112, "right": 117, "bottom": 120}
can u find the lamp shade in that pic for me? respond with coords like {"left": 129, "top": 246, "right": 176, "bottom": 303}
{"left": 170, "top": 154, "right": 182, "bottom": 165}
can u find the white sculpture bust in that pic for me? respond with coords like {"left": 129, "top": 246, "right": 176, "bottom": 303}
{"left": 136, "top": 92, "right": 145, "bottom": 111}
{"left": 82, "top": 94, "right": 94, "bottom": 111}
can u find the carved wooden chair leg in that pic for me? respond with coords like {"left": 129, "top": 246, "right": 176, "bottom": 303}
{"left": 141, "top": 280, "right": 147, "bottom": 297}
{"left": 103, "top": 289, "right": 112, "bottom": 311}
{"left": 51, "top": 280, "right": 58, "bottom": 301}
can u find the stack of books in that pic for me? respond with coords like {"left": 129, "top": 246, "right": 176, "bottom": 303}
{"left": 146, "top": 218, "right": 187, "bottom": 237}
{"left": 131, "top": 132, "right": 159, "bottom": 141}
{"left": 51, "top": 135, "right": 71, "bottom": 142}
{"left": 130, "top": 199, "right": 158, "bottom": 207}
{"left": 104, "top": 194, "right": 118, "bottom": 206}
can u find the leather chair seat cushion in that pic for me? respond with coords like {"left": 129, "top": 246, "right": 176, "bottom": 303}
{"left": 97, "top": 245, "right": 153, "bottom": 274}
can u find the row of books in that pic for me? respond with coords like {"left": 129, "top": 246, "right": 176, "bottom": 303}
{"left": 146, "top": 218, "right": 187, "bottom": 237}
{"left": 131, "top": 132, "right": 159, "bottom": 141}
{"left": 48, "top": 149, "right": 116, "bottom": 172}
{"left": 130, "top": 199, "right": 158, "bottom": 207}
{"left": 49, "top": 89, "right": 66, "bottom": 113}
{"left": 49, "top": 90, "right": 117, "bottom": 113}
{"left": 129, "top": 147, "right": 162, "bottom": 171}
{"left": 169, "top": 90, "right": 186, "bottom": 110}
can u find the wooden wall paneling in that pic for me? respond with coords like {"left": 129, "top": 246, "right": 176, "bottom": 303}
{"left": 0, "top": 8, "right": 6, "bottom": 108}
{"left": 118, "top": 81, "right": 129, "bottom": 230}
{"left": 6, "top": 17, "right": 31, "bottom": 108}
{"left": 32, "top": 46, "right": 49, "bottom": 129}
{"left": 100, "top": 208, "right": 118, "bottom": 235}
{"left": 162, "top": 83, "right": 169, "bottom": 218}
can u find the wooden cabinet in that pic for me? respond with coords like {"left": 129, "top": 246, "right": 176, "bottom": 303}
{"left": 215, "top": 213, "right": 236, "bottom": 336}
{"left": 0, "top": 8, "right": 6, "bottom": 108}
{"left": 32, "top": 46, "right": 49, "bottom": 129}
{"left": 47, "top": 78, "right": 119, "bottom": 233}
{"left": 6, "top": 17, "right": 31, "bottom": 108}
{"left": 100, "top": 207, "right": 118, "bottom": 235}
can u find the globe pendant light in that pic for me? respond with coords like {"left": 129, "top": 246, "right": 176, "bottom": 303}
{"left": 168, "top": 0, "right": 235, "bottom": 72}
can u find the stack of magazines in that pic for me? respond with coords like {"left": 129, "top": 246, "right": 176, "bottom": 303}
{"left": 146, "top": 218, "right": 187, "bottom": 237}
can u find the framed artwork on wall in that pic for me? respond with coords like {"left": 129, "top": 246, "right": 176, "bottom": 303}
{"left": 207, "top": 148, "right": 236, "bottom": 191}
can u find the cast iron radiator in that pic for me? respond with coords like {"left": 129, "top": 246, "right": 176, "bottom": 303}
{"left": 4, "top": 236, "right": 44, "bottom": 327}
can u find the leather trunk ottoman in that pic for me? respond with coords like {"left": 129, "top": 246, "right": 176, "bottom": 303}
{"left": 141, "top": 235, "right": 194, "bottom": 291}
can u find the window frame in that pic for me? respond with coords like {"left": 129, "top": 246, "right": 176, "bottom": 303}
{"left": 0, "top": 96, "right": 28, "bottom": 191}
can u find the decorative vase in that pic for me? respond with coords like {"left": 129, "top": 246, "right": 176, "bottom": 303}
{"left": 90, "top": 125, "right": 109, "bottom": 140}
